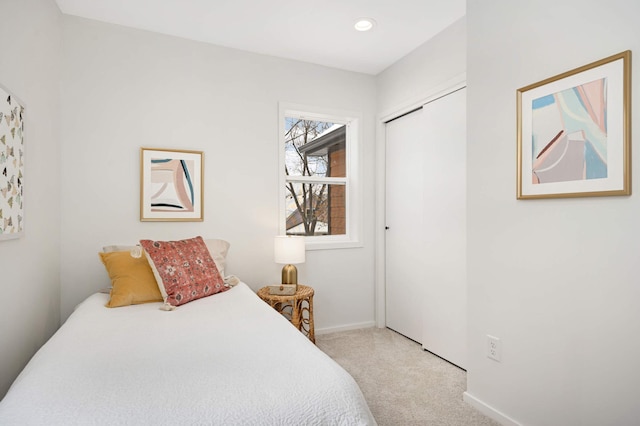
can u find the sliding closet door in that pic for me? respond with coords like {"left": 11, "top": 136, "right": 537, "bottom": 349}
{"left": 385, "top": 108, "right": 425, "bottom": 344}
{"left": 385, "top": 87, "right": 467, "bottom": 368}
{"left": 421, "top": 87, "right": 467, "bottom": 368}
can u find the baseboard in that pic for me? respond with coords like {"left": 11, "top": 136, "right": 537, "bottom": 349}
{"left": 315, "top": 321, "right": 376, "bottom": 335}
{"left": 463, "top": 392, "right": 522, "bottom": 426}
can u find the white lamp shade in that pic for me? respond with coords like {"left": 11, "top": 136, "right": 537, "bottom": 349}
{"left": 274, "top": 236, "right": 305, "bottom": 264}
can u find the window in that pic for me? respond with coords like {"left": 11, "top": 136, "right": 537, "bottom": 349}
{"left": 279, "top": 103, "right": 362, "bottom": 249}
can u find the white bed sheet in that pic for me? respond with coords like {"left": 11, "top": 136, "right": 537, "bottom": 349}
{"left": 0, "top": 283, "right": 376, "bottom": 425}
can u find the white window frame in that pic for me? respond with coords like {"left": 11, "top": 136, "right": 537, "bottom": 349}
{"left": 278, "top": 102, "right": 362, "bottom": 250}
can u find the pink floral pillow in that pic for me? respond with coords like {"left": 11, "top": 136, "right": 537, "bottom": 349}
{"left": 140, "top": 236, "right": 228, "bottom": 307}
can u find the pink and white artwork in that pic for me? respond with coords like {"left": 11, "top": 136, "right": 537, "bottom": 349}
{"left": 531, "top": 78, "right": 607, "bottom": 184}
{"left": 140, "top": 148, "right": 203, "bottom": 221}
{"left": 517, "top": 51, "right": 630, "bottom": 199}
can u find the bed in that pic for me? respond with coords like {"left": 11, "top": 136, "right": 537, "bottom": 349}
{"left": 0, "top": 238, "right": 376, "bottom": 425}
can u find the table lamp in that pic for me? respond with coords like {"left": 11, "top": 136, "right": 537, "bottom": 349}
{"left": 274, "top": 236, "right": 305, "bottom": 290}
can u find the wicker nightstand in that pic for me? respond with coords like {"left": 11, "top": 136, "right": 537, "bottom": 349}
{"left": 257, "top": 285, "right": 315, "bottom": 343}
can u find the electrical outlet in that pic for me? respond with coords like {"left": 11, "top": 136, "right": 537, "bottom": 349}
{"left": 487, "top": 335, "right": 502, "bottom": 362}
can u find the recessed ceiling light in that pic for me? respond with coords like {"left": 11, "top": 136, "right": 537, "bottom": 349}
{"left": 354, "top": 18, "right": 376, "bottom": 32}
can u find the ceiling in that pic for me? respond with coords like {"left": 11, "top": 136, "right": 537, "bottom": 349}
{"left": 54, "top": 0, "right": 465, "bottom": 75}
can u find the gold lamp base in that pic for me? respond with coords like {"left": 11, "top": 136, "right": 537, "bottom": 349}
{"left": 282, "top": 264, "right": 298, "bottom": 290}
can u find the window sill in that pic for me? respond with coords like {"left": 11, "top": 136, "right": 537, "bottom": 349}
{"left": 304, "top": 236, "right": 363, "bottom": 251}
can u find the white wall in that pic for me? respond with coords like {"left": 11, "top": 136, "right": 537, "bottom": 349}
{"left": 466, "top": 1, "right": 640, "bottom": 425}
{"left": 377, "top": 17, "right": 466, "bottom": 115}
{"left": 59, "top": 16, "right": 377, "bottom": 331}
{"left": 0, "top": 0, "right": 61, "bottom": 398}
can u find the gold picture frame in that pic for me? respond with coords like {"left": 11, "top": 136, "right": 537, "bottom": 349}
{"left": 517, "top": 50, "right": 631, "bottom": 199}
{"left": 140, "top": 147, "right": 204, "bottom": 221}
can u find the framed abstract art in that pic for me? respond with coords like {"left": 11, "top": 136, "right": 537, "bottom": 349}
{"left": 0, "top": 85, "right": 25, "bottom": 240}
{"left": 140, "top": 147, "right": 203, "bottom": 221}
{"left": 517, "top": 50, "right": 631, "bottom": 199}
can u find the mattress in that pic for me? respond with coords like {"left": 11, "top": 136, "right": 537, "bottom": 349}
{"left": 0, "top": 283, "right": 376, "bottom": 425}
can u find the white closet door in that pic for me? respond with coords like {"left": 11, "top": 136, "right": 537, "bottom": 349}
{"left": 385, "top": 87, "right": 467, "bottom": 369}
{"left": 385, "top": 108, "right": 426, "bottom": 344}
{"left": 421, "top": 87, "right": 467, "bottom": 368}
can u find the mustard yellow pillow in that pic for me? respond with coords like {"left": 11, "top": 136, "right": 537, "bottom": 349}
{"left": 99, "top": 251, "right": 163, "bottom": 308}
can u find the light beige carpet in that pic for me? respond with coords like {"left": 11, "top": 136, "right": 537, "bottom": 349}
{"left": 316, "top": 327, "right": 499, "bottom": 426}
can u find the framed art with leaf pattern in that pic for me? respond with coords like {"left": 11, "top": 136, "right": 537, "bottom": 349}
{"left": 140, "top": 148, "right": 204, "bottom": 221}
{"left": 517, "top": 50, "right": 631, "bottom": 199}
{"left": 0, "top": 85, "right": 25, "bottom": 240}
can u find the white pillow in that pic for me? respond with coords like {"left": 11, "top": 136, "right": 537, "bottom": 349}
{"left": 102, "top": 245, "right": 135, "bottom": 253}
{"left": 204, "top": 239, "right": 230, "bottom": 278}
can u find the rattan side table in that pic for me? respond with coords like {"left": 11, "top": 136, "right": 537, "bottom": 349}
{"left": 257, "top": 284, "right": 315, "bottom": 343}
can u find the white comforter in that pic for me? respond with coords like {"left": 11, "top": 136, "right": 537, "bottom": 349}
{"left": 0, "top": 283, "right": 376, "bottom": 425}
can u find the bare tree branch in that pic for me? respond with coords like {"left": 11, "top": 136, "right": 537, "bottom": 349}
{"left": 284, "top": 118, "right": 334, "bottom": 236}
